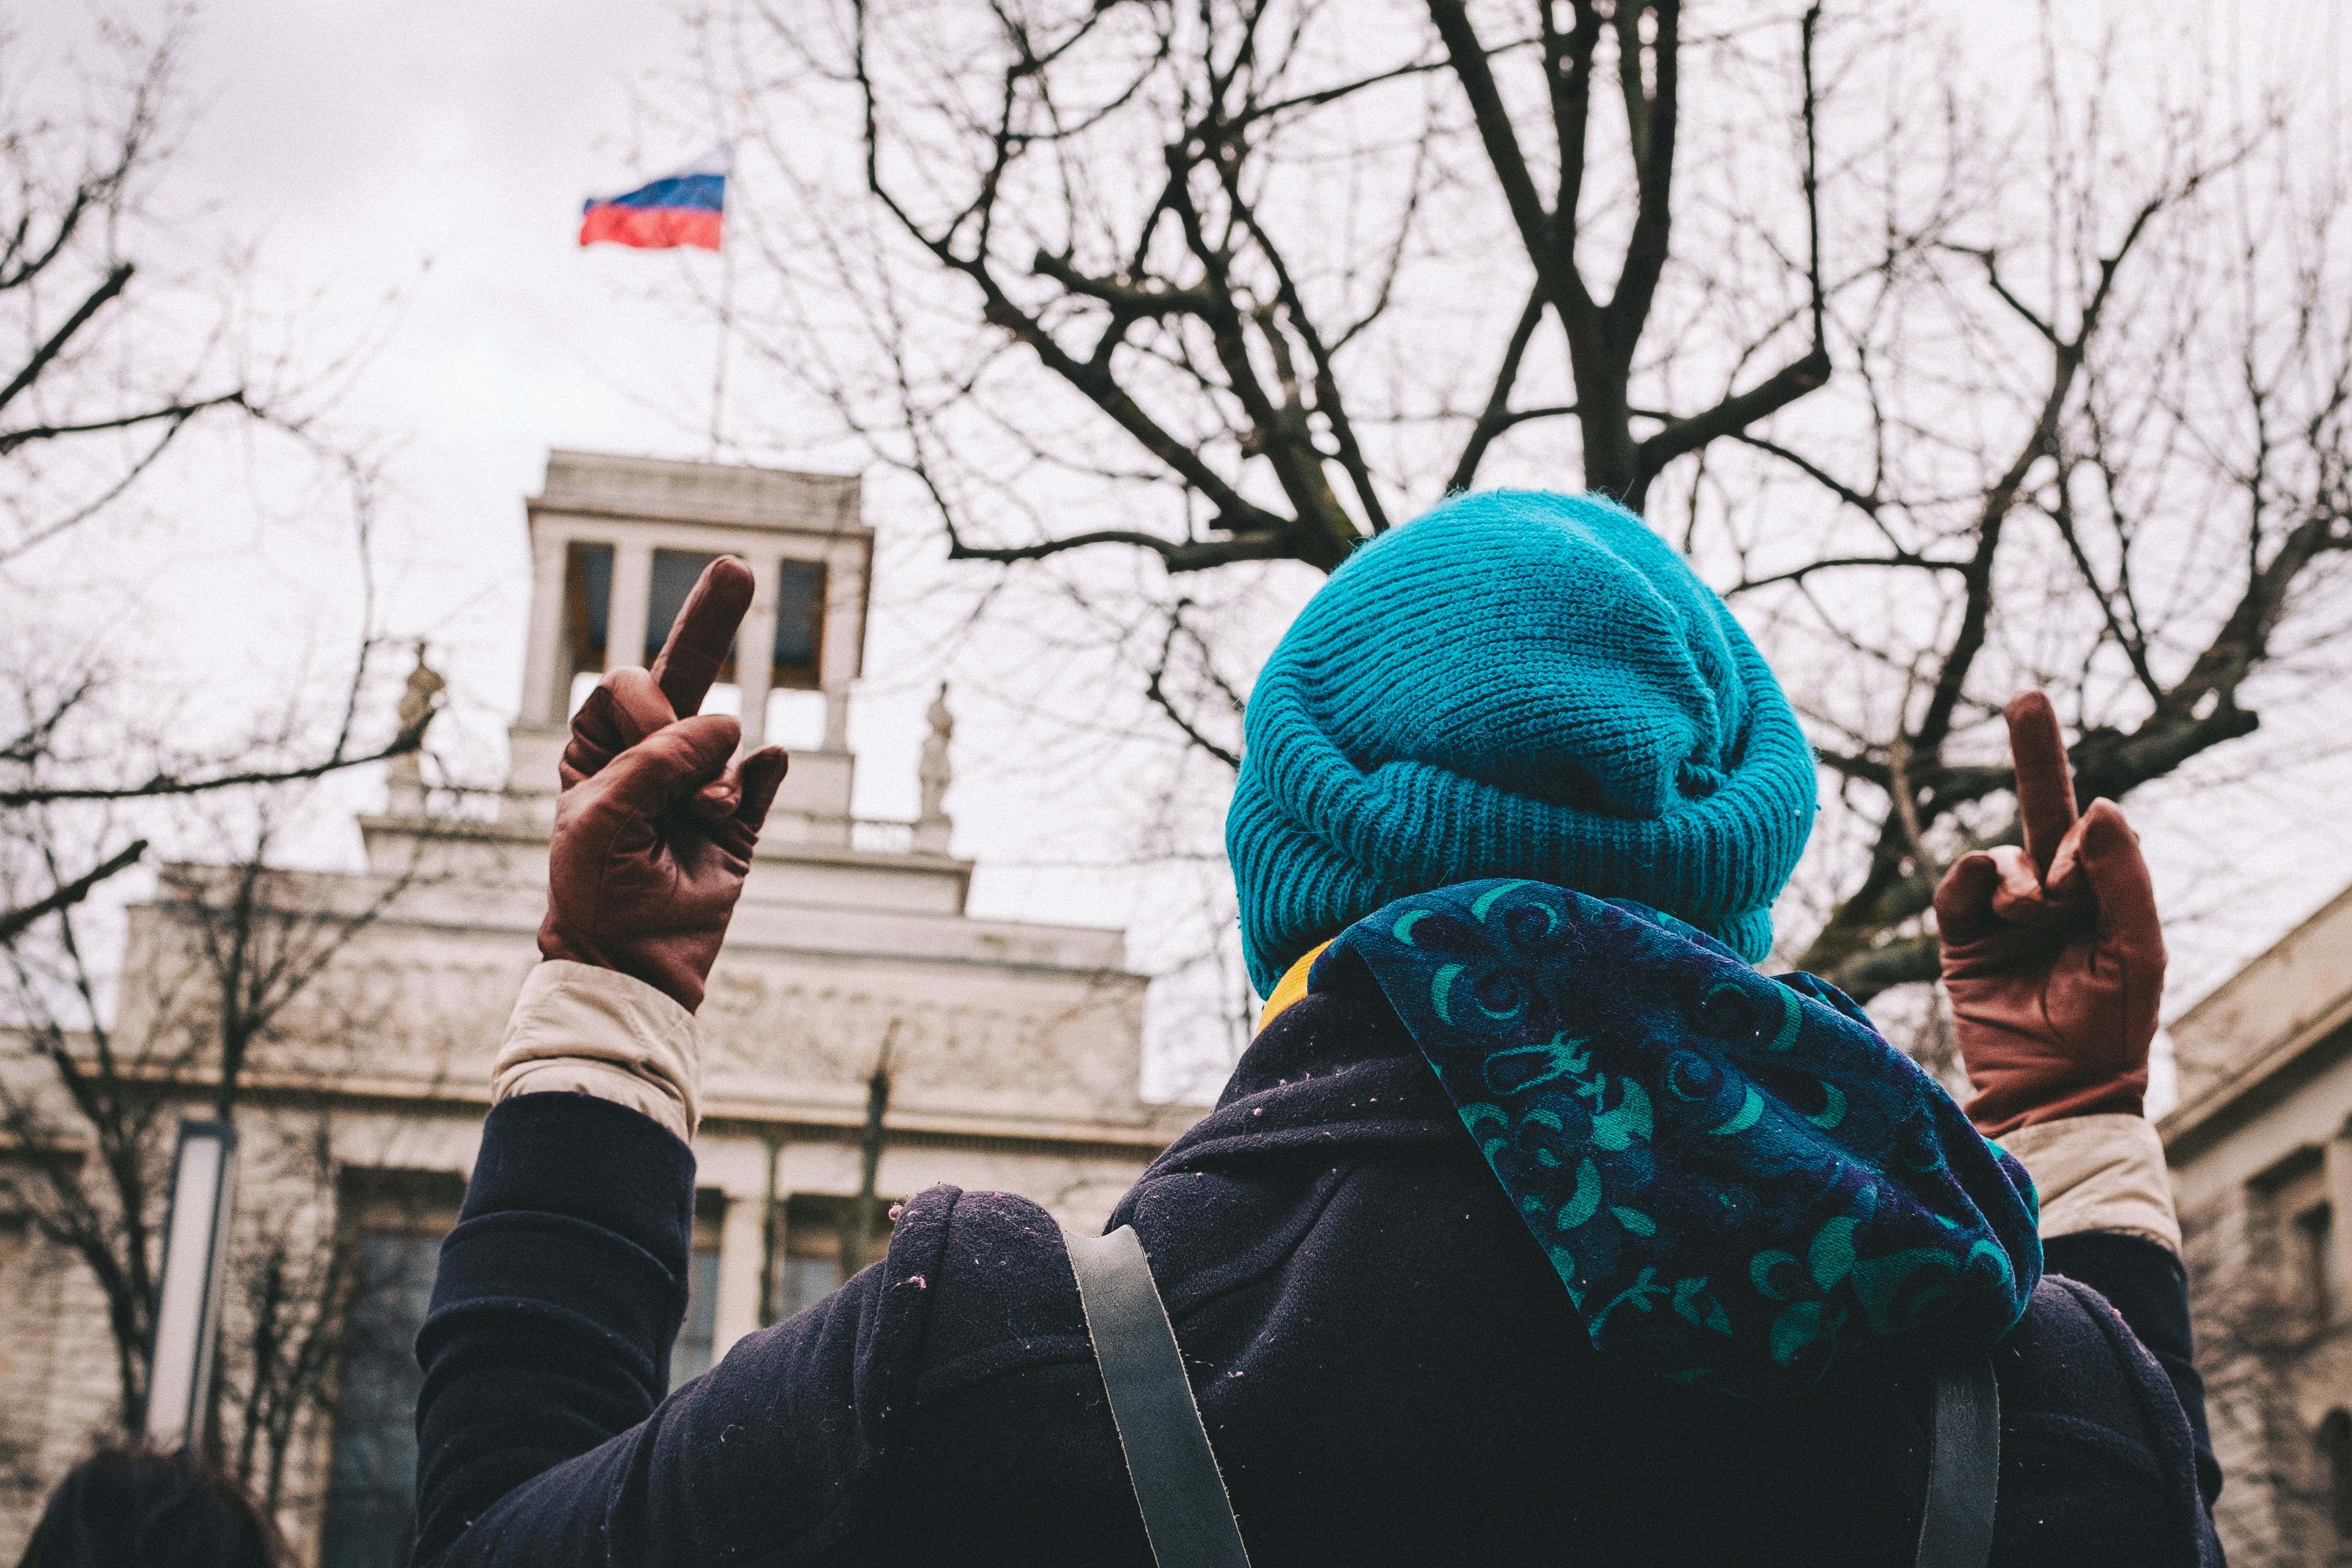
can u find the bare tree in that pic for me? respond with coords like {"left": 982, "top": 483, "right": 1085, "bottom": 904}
{"left": 1764, "top": 35, "right": 2352, "bottom": 997}
{"left": 0, "top": 799, "right": 422, "bottom": 1472}
{"left": 0, "top": 12, "right": 434, "bottom": 943}
{"left": 692, "top": 1, "right": 2351, "bottom": 1016}
{"left": 0, "top": 13, "right": 469, "bottom": 1530}
{"left": 0, "top": 8, "right": 399, "bottom": 566}
{"left": 712, "top": 0, "right": 1825, "bottom": 574}
{"left": 0, "top": 9, "right": 244, "bottom": 567}
{"left": 220, "top": 1123, "right": 455, "bottom": 1519}
{"left": 223, "top": 1118, "right": 365, "bottom": 1515}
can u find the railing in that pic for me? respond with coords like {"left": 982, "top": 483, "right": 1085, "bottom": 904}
{"left": 379, "top": 787, "right": 942, "bottom": 859}
{"left": 849, "top": 819, "right": 916, "bottom": 855}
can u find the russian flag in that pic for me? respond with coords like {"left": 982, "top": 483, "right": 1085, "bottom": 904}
{"left": 580, "top": 147, "right": 727, "bottom": 252}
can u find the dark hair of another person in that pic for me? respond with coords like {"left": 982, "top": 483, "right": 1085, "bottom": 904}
{"left": 15, "top": 1444, "right": 283, "bottom": 1568}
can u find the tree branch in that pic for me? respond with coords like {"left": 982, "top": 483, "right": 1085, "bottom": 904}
{"left": 1636, "top": 345, "right": 1834, "bottom": 479}
{"left": 1728, "top": 552, "right": 1962, "bottom": 595}
{"left": 945, "top": 526, "right": 1297, "bottom": 573}
{"left": 1030, "top": 250, "right": 1216, "bottom": 318}
{"left": 0, "top": 839, "right": 147, "bottom": 945}
{"left": 1823, "top": 933, "right": 1940, "bottom": 1002}
{"left": 1142, "top": 604, "right": 1242, "bottom": 768}
{"left": 1425, "top": 0, "right": 1576, "bottom": 311}
{"left": 1, "top": 719, "right": 430, "bottom": 809}
{"left": 1942, "top": 246, "right": 2058, "bottom": 343}
{"left": 1447, "top": 287, "right": 1548, "bottom": 491}
{"left": 0, "top": 186, "right": 94, "bottom": 292}
{"left": 846, "top": 1, "right": 1295, "bottom": 554}
{"left": 0, "top": 264, "right": 132, "bottom": 415}
{"left": 1606, "top": 0, "right": 1681, "bottom": 348}
{"left": 0, "top": 389, "right": 249, "bottom": 457}
{"left": 1727, "top": 429, "right": 1881, "bottom": 517}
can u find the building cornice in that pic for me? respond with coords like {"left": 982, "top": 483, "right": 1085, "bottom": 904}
{"left": 526, "top": 496, "right": 875, "bottom": 541}
{"left": 2172, "top": 880, "right": 2352, "bottom": 1041}
{"left": 356, "top": 810, "right": 981, "bottom": 879}
{"left": 2161, "top": 987, "right": 2352, "bottom": 1164}
{"left": 45, "top": 1061, "right": 1196, "bottom": 1160}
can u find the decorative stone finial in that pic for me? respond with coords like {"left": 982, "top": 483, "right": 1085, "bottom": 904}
{"left": 914, "top": 684, "right": 953, "bottom": 855}
{"left": 388, "top": 641, "right": 444, "bottom": 818}
{"left": 398, "top": 641, "right": 447, "bottom": 739}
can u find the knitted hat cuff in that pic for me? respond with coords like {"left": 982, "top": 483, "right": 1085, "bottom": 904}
{"left": 1232, "top": 764, "right": 1784, "bottom": 992}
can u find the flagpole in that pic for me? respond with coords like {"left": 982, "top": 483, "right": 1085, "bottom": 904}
{"left": 709, "top": 217, "right": 734, "bottom": 459}
{"left": 581, "top": 147, "right": 733, "bottom": 451}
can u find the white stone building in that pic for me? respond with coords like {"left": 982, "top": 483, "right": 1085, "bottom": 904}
{"left": 0, "top": 452, "right": 1195, "bottom": 1564}
{"left": 2166, "top": 883, "right": 2352, "bottom": 1566}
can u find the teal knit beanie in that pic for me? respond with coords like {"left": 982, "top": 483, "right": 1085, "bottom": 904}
{"left": 1227, "top": 490, "right": 1817, "bottom": 995}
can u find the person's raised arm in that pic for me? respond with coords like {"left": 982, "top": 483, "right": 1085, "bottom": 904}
{"left": 414, "top": 559, "right": 792, "bottom": 1562}
{"left": 1934, "top": 692, "right": 2217, "bottom": 1502}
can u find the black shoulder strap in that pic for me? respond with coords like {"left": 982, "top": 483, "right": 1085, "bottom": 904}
{"left": 1066, "top": 1226, "right": 1252, "bottom": 1568}
{"left": 1068, "top": 1223, "right": 1997, "bottom": 1568}
{"left": 1915, "top": 1353, "right": 2002, "bottom": 1568}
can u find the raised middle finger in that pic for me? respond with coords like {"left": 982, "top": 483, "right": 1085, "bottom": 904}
{"left": 649, "top": 557, "right": 756, "bottom": 720}
{"left": 2003, "top": 691, "right": 2079, "bottom": 878}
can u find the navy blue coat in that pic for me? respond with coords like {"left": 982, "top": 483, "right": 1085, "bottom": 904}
{"left": 415, "top": 977, "right": 2222, "bottom": 1566}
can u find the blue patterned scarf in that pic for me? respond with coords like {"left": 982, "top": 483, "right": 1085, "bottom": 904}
{"left": 1312, "top": 879, "right": 2041, "bottom": 1398}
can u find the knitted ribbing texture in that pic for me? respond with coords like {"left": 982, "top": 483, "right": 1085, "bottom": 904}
{"left": 1227, "top": 490, "right": 1817, "bottom": 994}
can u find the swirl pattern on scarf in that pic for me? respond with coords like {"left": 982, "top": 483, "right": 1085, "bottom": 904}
{"left": 1313, "top": 878, "right": 2041, "bottom": 1397}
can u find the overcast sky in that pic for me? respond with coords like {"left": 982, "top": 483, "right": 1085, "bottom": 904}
{"left": 11, "top": 1, "right": 968, "bottom": 807}
{"left": 11, "top": 0, "right": 1260, "bottom": 1090}
{"left": 12, "top": 1, "right": 2352, "bottom": 1106}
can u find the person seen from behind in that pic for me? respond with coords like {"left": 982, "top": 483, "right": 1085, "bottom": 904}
{"left": 16, "top": 1445, "right": 283, "bottom": 1568}
{"left": 412, "top": 497, "right": 2221, "bottom": 1566}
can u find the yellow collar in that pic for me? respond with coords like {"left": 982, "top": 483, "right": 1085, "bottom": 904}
{"left": 1255, "top": 941, "right": 1332, "bottom": 1036}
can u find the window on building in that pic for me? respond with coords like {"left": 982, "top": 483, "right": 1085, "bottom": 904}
{"left": 2256, "top": 1149, "right": 2336, "bottom": 1326}
{"left": 672, "top": 1192, "right": 726, "bottom": 1384}
{"left": 562, "top": 541, "right": 613, "bottom": 687}
{"left": 2321, "top": 1409, "right": 2352, "bottom": 1538}
{"left": 775, "top": 1193, "right": 893, "bottom": 1322}
{"left": 319, "top": 1170, "right": 464, "bottom": 1568}
{"left": 771, "top": 560, "right": 827, "bottom": 690}
{"left": 2299, "top": 1199, "right": 2338, "bottom": 1323}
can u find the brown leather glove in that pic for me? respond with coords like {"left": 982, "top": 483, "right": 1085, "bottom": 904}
{"left": 539, "top": 557, "right": 790, "bottom": 1012}
{"left": 1932, "top": 692, "right": 2166, "bottom": 1138}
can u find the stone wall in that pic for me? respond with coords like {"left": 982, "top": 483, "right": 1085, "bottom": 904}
{"left": 2166, "top": 883, "right": 2352, "bottom": 1566}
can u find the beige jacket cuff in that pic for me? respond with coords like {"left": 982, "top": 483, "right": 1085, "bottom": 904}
{"left": 1997, "top": 1112, "right": 2180, "bottom": 1253}
{"left": 491, "top": 960, "right": 700, "bottom": 1143}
